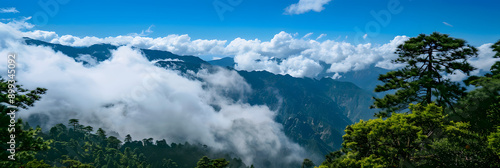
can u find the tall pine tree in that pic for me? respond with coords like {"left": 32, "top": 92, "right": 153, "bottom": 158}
{"left": 371, "top": 32, "right": 478, "bottom": 117}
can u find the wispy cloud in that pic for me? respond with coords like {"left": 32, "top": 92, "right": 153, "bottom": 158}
{"left": 316, "top": 34, "right": 327, "bottom": 40}
{"left": 128, "top": 24, "right": 155, "bottom": 36}
{"left": 443, "top": 22, "right": 453, "bottom": 27}
{"left": 7, "top": 16, "right": 34, "bottom": 30}
{"left": 0, "top": 7, "right": 19, "bottom": 13}
{"left": 145, "top": 25, "right": 154, "bottom": 33}
{"left": 284, "top": 0, "right": 332, "bottom": 15}
{"left": 303, "top": 32, "right": 313, "bottom": 38}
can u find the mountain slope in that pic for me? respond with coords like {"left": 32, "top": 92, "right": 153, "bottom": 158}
{"left": 208, "top": 57, "right": 236, "bottom": 68}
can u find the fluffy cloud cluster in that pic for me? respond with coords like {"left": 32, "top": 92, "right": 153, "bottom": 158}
{"left": 284, "top": 0, "right": 332, "bottom": 15}
{"left": 25, "top": 30, "right": 228, "bottom": 56}
{"left": 19, "top": 20, "right": 498, "bottom": 80}
{"left": 0, "top": 23, "right": 305, "bottom": 167}
{"left": 23, "top": 29, "right": 410, "bottom": 78}
{"left": 225, "top": 32, "right": 408, "bottom": 78}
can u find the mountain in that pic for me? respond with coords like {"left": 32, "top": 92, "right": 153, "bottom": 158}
{"left": 208, "top": 57, "right": 236, "bottom": 68}
{"left": 24, "top": 37, "right": 117, "bottom": 62}
{"left": 23, "top": 38, "right": 378, "bottom": 161}
{"left": 207, "top": 57, "right": 390, "bottom": 94}
{"left": 332, "top": 66, "right": 390, "bottom": 92}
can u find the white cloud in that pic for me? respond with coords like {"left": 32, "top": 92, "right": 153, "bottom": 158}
{"left": 11, "top": 17, "right": 496, "bottom": 79}
{"left": 128, "top": 24, "right": 155, "bottom": 37}
{"left": 443, "top": 22, "right": 453, "bottom": 27}
{"left": 6, "top": 16, "right": 34, "bottom": 30}
{"left": 284, "top": 0, "right": 332, "bottom": 15}
{"left": 280, "top": 56, "right": 323, "bottom": 77}
{"left": 0, "top": 7, "right": 19, "bottom": 13}
{"left": 330, "top": 73, "right": 341, "bottom": 79}
{"left": 303, "top": 32, "right": 314, "bottom": 39}
{"left": 75, "top": 54, "right": 98, "bottom": 66}
{"left": 445, "top": 43, "right": 500, "bottom": 81}
{"left": 22, "top": 29, "right": 410, "bottom": 78}
{"left": 0, "top": 23, "right": 306, "bottom": 166}
{"left": 316, "top": 34, "right": 327, "bottom": 40}
{"left": 469, "top": 43, "right": 499, "bottom": 72}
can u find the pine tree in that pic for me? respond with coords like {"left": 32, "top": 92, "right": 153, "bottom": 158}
{"left": 371, "top": 32, "right": 478, "bottom": 117}
{"left": 83, "top": 126, "right": 93, "bottom": 134}
{"left": 97, "top": 128, "right": 106, "bottom": 138}
{"left": 69, "top": 119, "right": 80, "bottom": 131}
{"left": 125, "top": 134, "right": 132, "bottom": 143}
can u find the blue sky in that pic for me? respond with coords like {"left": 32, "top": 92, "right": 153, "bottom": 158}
{"left": 1, "top": 0, "right": 500, "bottom": 45}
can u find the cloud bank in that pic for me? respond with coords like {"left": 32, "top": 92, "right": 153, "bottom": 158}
{"left": 0, "top": 7, "right": 19, "bottom": 13}
{"left": 16, "top": 18, "right": 498, "bottom": 80}
{"left": 0, "top": 23, "right": 305, "bottom": 167}
{"left": 23, "top": 29, "right": 410, "bottom": 78}
{"left": 284, "top": 0, "right": 332, "bottom": 15}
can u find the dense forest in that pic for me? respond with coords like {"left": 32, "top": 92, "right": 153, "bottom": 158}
{"left": 1, "top": 32, "right": 500, "bottom": 168}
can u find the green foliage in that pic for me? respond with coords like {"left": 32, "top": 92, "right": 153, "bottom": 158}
{"left": 82, "top": 126, "right": 93, "bottom": 134}
{"left": 321, "top": 103, "right": 500, "bottom": 167}
{"left": 163, "top": 158, "right": 179, "bottom": 168}
{"left": 453, "top": 73, "right": 500, "bottom": 135}
{"left": 301, "top": 158, "right": 314, "bottom": 168}
{"left": 488, "top": 127, "right": 500, "bottom": 157}
{"left": 196, "top": 156, "right": 212, "bottom": 168}
{"left": 96, "top": 128, "right": 106, "bottom": 138}
{"left": 372, "top": 32, "right": 478, "bottom": 117}
{"left": 106, "top": 136, "right": 121, "bottom": 149}
{"left": 457, "top": 39, "right": 500, "bottom": 136}
{"left": 342, "top": 104, "right": 447, "bottom": 166}
{"left": 0, "top": 77, "right": 50, "bottom": 167}
{"left": 195, "top": 156, "right": 230, "bottom": 168}
{"left": 61, "top": 156, "right": 94, "bottom": 168}
{"left": 25, "top": 159, "right": 52, "bottom": 168}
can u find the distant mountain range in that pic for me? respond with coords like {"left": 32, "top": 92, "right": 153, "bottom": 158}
{"left": 208, "top": 57, "right": 236, "bottom": 68}
{"left": 207, "top": 56, "right": 390, "bottom": 95}
{"left": 23, "top": 38, "right": 382, "bottom": 160}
